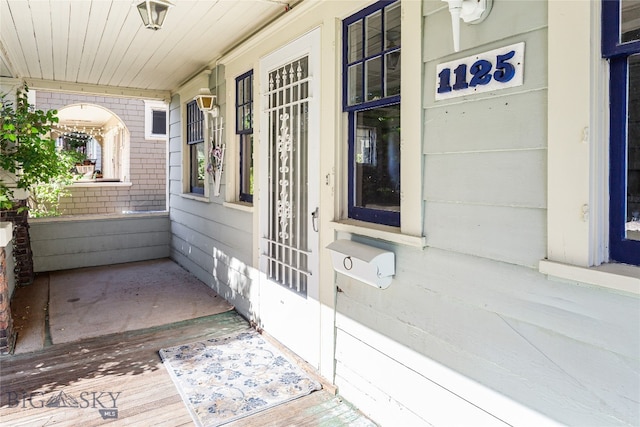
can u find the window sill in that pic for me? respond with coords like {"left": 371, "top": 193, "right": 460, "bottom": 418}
{"left": 329, "top": 219, "right": 426, "bottom": 248}
{"left": 180, "top": 193, "right": 208, "bottom": 202}
{"left": 70, "top": 181, "right": 131, "bottom": 188}
{"left": 539, "top": 259, "right": 640, "bottom": 295}
{"left": 30, "top": 211, "right": 169, "bottom": 223}
{"left": 223, "top": 201, "right": 254, "bottom": 213}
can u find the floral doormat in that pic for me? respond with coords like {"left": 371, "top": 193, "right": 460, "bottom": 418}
{"left": 159, "top": 329, "right": 322, "bottom": 426}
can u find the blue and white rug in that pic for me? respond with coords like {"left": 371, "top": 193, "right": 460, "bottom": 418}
{"left": 159, "top": 329, "right": 322, "bottom": 426}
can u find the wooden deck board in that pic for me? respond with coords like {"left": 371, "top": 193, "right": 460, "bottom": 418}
{"left": 1, "top": 311, "right": 376, "bottom": 426}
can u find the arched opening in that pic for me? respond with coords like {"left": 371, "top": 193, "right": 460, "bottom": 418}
{"left": 52, "top": 104, "right": 129, "bottom": 182}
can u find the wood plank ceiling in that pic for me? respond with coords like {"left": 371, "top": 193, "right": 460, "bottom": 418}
{"left": 0, "top": 0, "right": 292, "bottom": 98}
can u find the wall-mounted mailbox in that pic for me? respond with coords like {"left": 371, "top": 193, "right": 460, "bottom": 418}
{"left": 326, "top": 239, "right": 395, "bottom": 289}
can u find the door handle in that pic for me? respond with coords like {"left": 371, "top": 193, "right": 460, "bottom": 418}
{"left": 311, "top": 207, "right": 319, "bottom": 232}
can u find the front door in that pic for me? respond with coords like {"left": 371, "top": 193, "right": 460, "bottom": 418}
{"left": 258, "top": 29, "right": 320, "bottom": 368}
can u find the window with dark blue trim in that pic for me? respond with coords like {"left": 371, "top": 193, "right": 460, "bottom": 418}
{"left": 603, "top": 0, "right": 640, "bottom": 265}
{"left": 236, "top": 70, "right": 253, "bottom": 203}
{"left": 343, "top": 0, "right": 401, "bottom": 227}
{"left": 186, "top": 100, "right": 205, "bottom": 195}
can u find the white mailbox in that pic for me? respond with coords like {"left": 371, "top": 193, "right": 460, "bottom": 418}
{"left": 326, "top": 239, "right": 395, "bottom": 289}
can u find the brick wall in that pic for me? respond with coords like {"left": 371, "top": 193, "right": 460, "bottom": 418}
{"left": 0, "top": 201, "right": 33, "bottom": 287}
{"left": 36, "top": 91, "right": 166, "bottom": 214}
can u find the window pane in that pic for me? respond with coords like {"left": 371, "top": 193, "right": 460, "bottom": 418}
{"left": 244, "top": 76, "right": 252, "bottom": 103}
{"left": 385, "top": 51, "right": 401, "bottom": 97}
{"left": 628, "top": 55, "right": 640, "bottom": 240}
{"left": 348, "top": 63, "right": 363, "bottom": 105}
{"left": 385, "top": 2, "right": 401, "bottom": 49}
{"left": 354, "top": 104, "right": 400, "bottom": 212}
{"left": 242, "top": 106, "right": 249, "bottom": 131}
{"left": 365, "top": 10, "right": 382, "bottom": 56}
{"left": 237, "top": 106, "right": 244, "bottom": 131}
{"left": 365, "top": 57, "right": 383, "bottom": 101}
{"left": 622, "top": 0, "right": 640, "bottom": 43}
{"left": 240, "top": 134, "right": 253, "bottom": 200}
{"left": 348, "top": 21, "right": 363, "bottom": 62}
{"left": 186, "top": 101, "right": 203, "bottom": 144}
{"left": 236, "top": 73, "right": 254, "bottom": 133}
{"left": 151, "top": 110, "right": 166, "bottom": 135}
{"left": 190, "top": 142, "right": 205, "bottom": 193}
{"left": 237, "top": 79, "right": 244, "bottom": 105}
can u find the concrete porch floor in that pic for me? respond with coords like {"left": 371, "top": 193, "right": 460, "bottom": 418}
{"left": 10, "top": 258, "right": 234, "bottom": 353}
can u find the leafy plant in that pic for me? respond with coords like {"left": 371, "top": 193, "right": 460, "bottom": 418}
{"left": 0, "top": 85, "right": 73, "bottom": 214}
{"left": 28, "top": 149, "right": 83, "bottom": 217}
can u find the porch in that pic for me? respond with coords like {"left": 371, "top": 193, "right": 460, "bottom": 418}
{"left": 1, "top": 259, "right": 376, "bottom": 426}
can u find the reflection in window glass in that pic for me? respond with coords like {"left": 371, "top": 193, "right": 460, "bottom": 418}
{"left": 385, "top": 2, "right": 401, "bottom": 49}
{"left": 348, "top": 63, "right": 363, "bottom": 105}
{"left": 365, "top": 57, "right": 382, "bottom": 101}
{"left": 190, "top": 142, "right": 205, "bottom": 194}
{"left": 385, "top": 51, "right": 401, "bottom": 97}
{"left": 622, "top": 0, "right": 640, "bottom": 43}
{"left": 240, "top": 134, "right": 253, "bottom": 202}
{"left": 366, "top": 10, "right": 382, "bottom": 56}
{"left": 348, "top": 21, "right": 363, "bottom": 62}
{"left": 354, "top": 105, "right": 400, "bottom": 213}
{"left": 627, "top": 55, "right": 640, "bottom": 240}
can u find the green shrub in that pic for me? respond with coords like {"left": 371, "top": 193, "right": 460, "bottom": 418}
{"left": 0, "top": 85, "right": 75, "bottom": 215}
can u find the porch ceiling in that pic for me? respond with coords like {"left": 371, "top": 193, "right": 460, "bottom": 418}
{"left": 0, "top": 0, "right": 293, "bottom": 100}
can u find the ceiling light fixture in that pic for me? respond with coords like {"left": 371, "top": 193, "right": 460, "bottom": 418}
{"left": 137, "top": 0, "right": 174, "bottom": 31}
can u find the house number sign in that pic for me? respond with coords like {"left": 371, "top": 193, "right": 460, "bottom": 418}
{"left": 435, "top": 42, "right": 525, "bottom": 101}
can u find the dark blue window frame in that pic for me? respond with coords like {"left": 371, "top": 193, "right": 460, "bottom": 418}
{"left": 343, "top": 0, "right": 401, "bottom": 227}
{"left": 603, "top": 0, "right": 640, "bottom": 265}
{"left": 186, "top": 100, "right": 205, "bottom": 195}
{"left": 236, "top": 70, "right": 253, "bottom": 203}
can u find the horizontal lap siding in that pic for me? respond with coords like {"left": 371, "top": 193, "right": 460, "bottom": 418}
{"left": 424, "top": 90, "right": 547, "bottom": 153}
{"left": 423, "top": 27, "right": 549, "bottom": 244}
{"left": 167, "top": 91, "right": 257, "bottom": 320}
{"left": 335, "top": 1, "right": 639, "bottom": 426}
{"left": 424, "top": 149, "right": 546, "bottom": 208}
{"left": 30, "top": 214, "right": 170, "bottom": 271}
{"left": 336, "top": 246, "right": 638, "bottom": 426}
{"left": 424, "top": 202, "right": 545, "bottom": 267}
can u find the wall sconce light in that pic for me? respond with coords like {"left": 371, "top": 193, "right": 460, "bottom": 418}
{"left": 442, "top": 0, "right": 492, "bottom": 52}
{"left": 137, "top": 0, "right": 174, "bottom": 31}
{"left": 194, "top": 89, "right": 219, "bottom": 117}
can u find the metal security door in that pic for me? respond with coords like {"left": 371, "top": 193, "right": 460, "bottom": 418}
{"left": 259, "top": 29, "right": 320, "bottom": 367}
